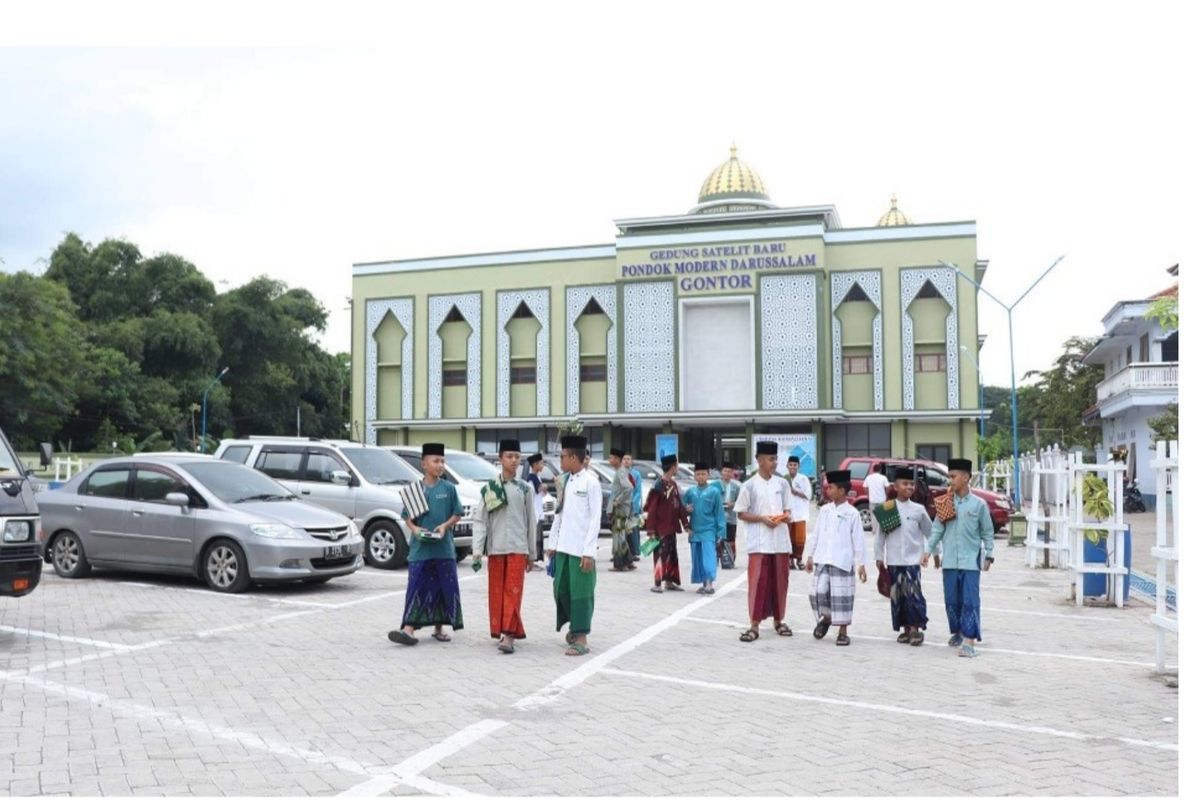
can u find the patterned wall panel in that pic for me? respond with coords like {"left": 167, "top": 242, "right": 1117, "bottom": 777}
{"left": 830, "top": 271, "right": 884, "bottom": 410}
{"left": 427, "top": 293, "right": 482, "bottom": 420}
{"left": 365, "top": 298, "right": 414, "bottom": 444}
{"left": 496, "top": 289, "right": 550, "bottom": 417}
{"left": 761, "top": 274, "right": 819, "bottom": 409}
{"left": 566, "top": 285, "right": 618, "bottom": 415}
{"left": 622, "top": 281, "right": 676, "bottom": 412}
{"left": 900, "top": 267, "right": 959, "bottom": 410}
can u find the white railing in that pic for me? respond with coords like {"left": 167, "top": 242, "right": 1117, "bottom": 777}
{"left": 1026, "top": 446, "right": 1070, "bottom": 569}
{"left": 1067, "top": 454, "right": 1127, "bottom": 608}
{"left": 1150, "top": 440, "right": 1178, "bottom": 674}
{"left": 1095, "top": 362, "right": 1179, "bottom": 402}
{"left": 53, "top": 456, "right": 84, "bottom": 481}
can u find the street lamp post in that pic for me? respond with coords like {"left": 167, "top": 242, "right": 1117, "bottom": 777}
{"left": 200, "top": 366, "right": 230, "bottom": 454}
{"left": 958, "top": 345, "right": 985, "bottom": 438}
{"left": 940, "top": 256, "right": 1065, "bottom": 506}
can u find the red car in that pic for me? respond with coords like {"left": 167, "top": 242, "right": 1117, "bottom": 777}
{"left": 825, "top": 457, "right": 1013, "bottom": 533}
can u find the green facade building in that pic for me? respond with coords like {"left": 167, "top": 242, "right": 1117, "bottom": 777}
{"left": 351, "top": 148, "right": 988, "bottom": 470}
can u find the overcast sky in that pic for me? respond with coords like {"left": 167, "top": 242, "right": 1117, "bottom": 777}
{"left": 0, "top": 2, "right": 1186, "bottom": 388}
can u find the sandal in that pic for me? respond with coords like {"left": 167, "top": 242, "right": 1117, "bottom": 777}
{"left": 565, "top": 632, "right": 578, "bottom": 645}
{"left": 910, "top": 631, "right": 925, "bottom": 646}
{"left": 836, "top": 633, "right": 850, "bottom": 646}
{"left": 651, "top": 585, "right": 664, "bottom": 593}
{"left": 431, "top": 632, "right": 451, "bottom": 642}
{"left": 565, "top": 642, "right": 590, "bottom": 656}
{"left": 959, "top": 644, "right": 978, "bottom": 658}
{"left": 896, "top": 632, "right": 912, "bottom": 644}
{"left": 739, "top": 628, "right": 760, "bottom": 642}
{"left": 498, "top": 640, "right": 515, "bottom": 654}
{"left": 948, "top": 633, "right": 963, "bottom": 648}
{"left": 774, "top": 623, "right": 794, "bottom": 637}
{"left": 666, "top": 583, "right": 684, "bottom": 592}
{"left": 813, "top": 618, "right": 831, "bottom": 640}
{"left": 387, "top": 630, "right": 418, "bottom": 646}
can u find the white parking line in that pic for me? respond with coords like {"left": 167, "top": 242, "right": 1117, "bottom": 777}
{"left": 597, "top": 667, "right": 1178, "bottom": 753}
{"left": 0, "top": 624, "right": 135, "bottom": 651}
{"left": 336, "top": 572, "right": 752, "bottom": 797}
{"left": 682, "top": 617, "right": 1177, "bottom": 669}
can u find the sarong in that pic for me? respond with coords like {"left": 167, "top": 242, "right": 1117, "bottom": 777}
{"left": 789, "top": 521, "right": 807, "bottom": 559}
{"left": 488, "top": 553, "right": 528, "bottom": 639}
{"left": 553, "top": 552, "right": 596, "bottom": 635}
{"left": 689, "top": 539, "right": 717, "bottom": 585}
{"left": 943, "top": 568, "right": 982, "bottom": 640}
{"left": 887, "top": 564, "right": 928, "bottom": 631}
{"left": 611, "top": 512, "right": 635, "bottom": 569}
{"left": 747, "top": 553, "right": 789, "bottom": 622}
{"left": 402, "top": 558, "right": 463, "bottom": 630}
{"left": 652, "top": 533, "right": 681, "bottom": 586}
{"left": 809, "top": 564, "right": 855, "bottom": 626}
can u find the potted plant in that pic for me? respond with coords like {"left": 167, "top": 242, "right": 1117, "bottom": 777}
{"left": 1080, "top": 473, "right": 1130, "bottom": 604}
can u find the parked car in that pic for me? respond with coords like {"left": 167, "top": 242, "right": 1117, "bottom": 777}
{"left": 1, "top": 427, "right": 44, "bottom": 598}
{"left": 214, "top": 437, "right": 453, "bottom": 569}
{"left": 39, "top": 455, "right": 363, "bottom": 593}
{"left": 631, "top": 459, "right": 697, "bottom": 504}
{"left": 828, "top": 457, "right": 1013, "bottom": 532}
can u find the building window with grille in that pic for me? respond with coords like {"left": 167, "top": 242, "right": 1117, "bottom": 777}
{"left": 510, "top": 365, "right": 537, "bottom": 385}
{"left": 843, "top": 354, "right": 873, "bottom": 375}
{"left": 915, "top": 353, "right": 946, "bottom": 372}
{"left": 443, "top": 367, "right": 468, "bottom": 387}
{"left": 580, "top": 363, "right": 607, "bottom": 382}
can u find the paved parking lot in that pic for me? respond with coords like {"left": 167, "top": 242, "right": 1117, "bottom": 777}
{"left": 0, "top": 534, "right": 1178, "bottom": 796}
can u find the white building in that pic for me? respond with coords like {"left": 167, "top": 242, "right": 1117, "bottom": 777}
{"left": 1082, "top": 267, "right": 1178, "bottom": 507}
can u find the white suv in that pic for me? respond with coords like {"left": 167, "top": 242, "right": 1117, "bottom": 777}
{"left": 385, "top": 446, "right": 494, "bottom": 522}
{"left": 214, "top": 437, "right": 474, "bottom": 569}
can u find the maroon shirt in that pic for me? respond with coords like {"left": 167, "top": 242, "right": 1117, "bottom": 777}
{"left": 644, "top": 477, "right": 689, "bottom": 536}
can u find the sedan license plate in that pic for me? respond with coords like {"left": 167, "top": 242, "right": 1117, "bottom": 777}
{"left": 324, "top": 544, "right": 352, "bottom": 559}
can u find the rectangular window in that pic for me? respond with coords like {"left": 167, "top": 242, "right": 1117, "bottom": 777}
{"left": 842, "top": 354, "right": 873, "bottom": 374}
{"left": 219, "top": 445, "right": 251, "bottom": 464}
{"left": 255, "top": 449, "right": 303, "bottom": 480}
{"left": 133, "top": 469, "right": 185, "bottom": 503}
{"left": 916, "top": 444, "right": 952, "bottom": 466}
{"left": 915, "top": 353, "right": 947, "bottom": 372}
{"left": 1139, "top": 333, "right": 1150, "bottom": 363}
{"left": 303, "top": 451, "right": 348, "bottom": 483}
{"left": 443, "top": 367, "right": 467, "bottom": 387}
{"left": 580, "top": 363, "right": 607, "bottom": 382}
{"left": 510, "top": 365, "right": 537, "bottom": 384}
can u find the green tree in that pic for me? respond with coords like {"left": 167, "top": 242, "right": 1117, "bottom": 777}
{"left": 1022, "top": 336, "right": 1104, "bottom": 450}
{"left": 0, "top": 272, "right": 89, "bottom": 448}
{"left": 1148, "top": 402, "right": 1178, "bottom": 443}
{"left": 1145, "top": 295, "right": 1178, "bottom": 332}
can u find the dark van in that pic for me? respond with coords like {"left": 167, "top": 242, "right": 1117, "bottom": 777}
{"left": 0, "top": 428, "right": 44, "bottom": 597}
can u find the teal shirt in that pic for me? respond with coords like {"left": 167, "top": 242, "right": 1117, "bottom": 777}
{"left": 402, "top": 478, "right": 465, "bottom": 561}
{"left": 684, "top": 483, "right": 725, "bottom": 543}
{"left": 926, "top": 491, "right": 995, "bottom": 571}
{"left": 719, "top": 479, "right": 741, "bottom": 527}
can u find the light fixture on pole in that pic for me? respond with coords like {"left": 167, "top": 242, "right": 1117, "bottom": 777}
{"left": 958, "top": 345, "right": 985, "bottom": 438}
{"left": 200, "top": 366, "right": 230, "bottom": 453}
{"left": 940, "top": 256, "right": 1066, "bottom": 506}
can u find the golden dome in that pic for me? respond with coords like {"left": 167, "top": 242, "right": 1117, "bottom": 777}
{"left": 877, "top": 194, "right": 912, "bottom": 226}
{"left": 696, "top": 144, "right": 771, "bottom": 206}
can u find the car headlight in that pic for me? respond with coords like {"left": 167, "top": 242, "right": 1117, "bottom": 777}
{"left": 347, "top": 520, "right": 360, "bottom": 540}
{"left": 248, "top": 523, "right": 303, "bottom": 539}
{"left": 3, "top": 520, "right": 32, "bottom": 543}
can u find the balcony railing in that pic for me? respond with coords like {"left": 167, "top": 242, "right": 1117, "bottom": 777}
{"left": 1096, "top": 362, "right": 1178, "bottom": 403}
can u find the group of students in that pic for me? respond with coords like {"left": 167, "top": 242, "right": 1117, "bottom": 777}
{"left": 386, "top": 436, "right": 996, "bottom": 660}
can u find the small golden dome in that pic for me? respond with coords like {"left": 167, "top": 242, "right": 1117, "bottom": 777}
{"left": 697, "top": 144, "right": 771, "bottom": 205}
{"left": 877, "top": 194, "right": 912, "bottom": 226}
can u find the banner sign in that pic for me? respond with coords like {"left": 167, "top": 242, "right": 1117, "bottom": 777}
{"left": 751, "top": 433, "right": 817, "bottom": 478}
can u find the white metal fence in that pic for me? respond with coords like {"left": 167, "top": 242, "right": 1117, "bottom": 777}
{"left": 1067, "top": 453, "right": 1128, "bottom": 608}
{"left": 1149, "top": 440, "right": 1178, "bottom": 674}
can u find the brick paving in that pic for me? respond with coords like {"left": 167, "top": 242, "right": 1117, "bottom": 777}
{"left": 0, "top": 531, "right": 1178, "bottom": 796}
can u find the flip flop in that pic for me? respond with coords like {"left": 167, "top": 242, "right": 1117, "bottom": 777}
{"left": 497, "top": 641, "right": 515, "bottom": 654}
{"left": 565, "top": 642, "right": 590, "bottom": 656}
{"left": 910, "top": 631, "right": 925, "bottom": 646}
{"left": 387, "top": 630, "right": 418, "bottom": 646}
{"left": 431, "top": 632, "right": 451, "bottom": 642}
{"left": 959, "top": 644, "right": 978, "bottom": 658}
{"left": 565, "top": 632, "right": 578, "bottom": 645}
{"left": 739, "top": 628, "right": 759, "bottom": 642}
{"left": 651, "top": 585, "right": 664, "bottom": 593}
{"left": 836, "top": 633, "right": 851, "bottom": 646}
{"left": 948, "top": 633, "right": 964, "bottom": 648}
{"left": 813, "top": 619, "right": 831, "bottom": 640}
{"left": 666, "top": 583, "right": 684, "bottom": 592}
{"left": 774, "top": 623, "right": 794, "bottom": 637}
{"left": 897, "top": 632, "right": 912, "bottom": 644}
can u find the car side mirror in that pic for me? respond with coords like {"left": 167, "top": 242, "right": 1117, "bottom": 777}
{"left": 39, "top": 443, "right": 54, "bottom": 467}
{"left": 165, "top": 492, "right": 190, "bottom": 508}
{"left": 331, "top": 470, "right": 352, "bottom": 486}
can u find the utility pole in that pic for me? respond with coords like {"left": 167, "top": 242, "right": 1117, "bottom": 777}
{"left": 296, "top": 406, "right": 301, "bottom": 437}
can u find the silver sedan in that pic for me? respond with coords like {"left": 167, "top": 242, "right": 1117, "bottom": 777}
{"left": 38, "top": 455, "right": 363, "bottom": 592}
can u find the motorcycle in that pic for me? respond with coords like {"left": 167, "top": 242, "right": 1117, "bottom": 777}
{"left": 1123, "top": 479, "right": 1147, "bottom": 513}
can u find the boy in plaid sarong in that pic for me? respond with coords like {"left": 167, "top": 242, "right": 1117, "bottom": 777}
{"left": 805, "top": 469, "right": 867, "bottom": 646}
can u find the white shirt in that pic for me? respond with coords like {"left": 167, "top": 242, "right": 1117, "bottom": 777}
{"left": 873, "top": 498, "right": 935, "bottom": 566}
{"left": 733, "top": 473, "right": 792, "bottom": 554}
{"left": 789, "top": 473, "right": 811, "bottom": 523}
{"left": 863, "top": 472, "right": 890, "bottom": 505}
{"left": 806, "top": 501, "right": 866, "bottom": 572}
{"left": 547, "top": 468, "right": 602, "bottom": 558}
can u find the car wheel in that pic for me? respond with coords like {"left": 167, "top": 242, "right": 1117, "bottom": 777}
{"left": 364, "top": 520, "right": 408, "bottom": 569}
{"left": 202, "top": 539, "right": 252, "bottom": 593}
{"left": 858, "top": 504, "right": 873, "bottom": 529}
{"left": 50, "top": 531, "right": 92, "bottom": 579}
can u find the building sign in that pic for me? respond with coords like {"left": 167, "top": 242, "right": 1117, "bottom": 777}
{"left": 751, "top": 433, "right": 817, "bottom": 478}
{"left": 620, "top": 241, "right": 819, "bottom": 291}
{"left": 655, "top": 434, "right": 679, "bottom": 462}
